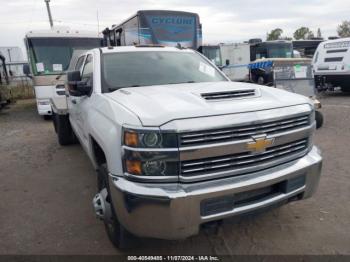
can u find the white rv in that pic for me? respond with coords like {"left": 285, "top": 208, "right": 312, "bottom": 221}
{"left": 200, "top": 43, "right": 250, "bottom": 81}
{"left": 220, "top": 43, "right": 251, "bottom": 81}
{"left": 24, "top": 27, "right": 102, "bottom": 118}
{"left": 313, "top": 37, "right": 350, "bottom": 92}
{"left": 200, "top": 40, "right": 294, "bottom": 82}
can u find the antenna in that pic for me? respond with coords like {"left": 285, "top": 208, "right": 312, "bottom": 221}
{"left": 44, "top": 0, "right": 54, "bottom": 28}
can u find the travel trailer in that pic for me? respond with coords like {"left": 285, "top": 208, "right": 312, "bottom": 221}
{"left": 200, "top": 40, "right": 294, "bottom": 82}
{"left": 23, "top": 27, "right": 103, "bottom": 118}
{"left": 102, "top": 10, "right": 202, "bottom": 50}
{"left": 313, "top": 37, "right": 350, "bottom": 92}
{"left": 199, "top": 43, "right": 250, "bottom": 81}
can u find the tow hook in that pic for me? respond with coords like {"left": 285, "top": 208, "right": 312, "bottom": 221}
{"left": 92, "top": 188, "right": 113, "bottom": 223}
{"left": 201, "top": 220, "right": 223, "bottom": 235}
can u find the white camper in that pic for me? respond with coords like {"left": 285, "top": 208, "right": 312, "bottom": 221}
{"left": 313, "top": 37, "right": 350, "bottom": 92}
{"left": 200, "top": 43, "right": 250, "bottom": 81}
{"left": 24, "top": 27, "right": 102, "bottom": 118}
{"left": 200, "top": 40, "right": 294, "bottom": 82}
{"left": 220, "top": 43, "right": 251, "bottom": 82}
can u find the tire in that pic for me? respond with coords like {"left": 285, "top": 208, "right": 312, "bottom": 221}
{"left": 315, "top": 110, "right": 324, "bottom": 129}
{"left": 257, "top": 76, "right": 265, "bottom": 85}
{"left": 97, "top": 164, "right": 135, "bottom": 249}
{"left": 52, "top": 112, "right": 58, "bottom": 133}
{"left": 341, "top": 87, "right": 350, "bottom": 93}
{"left": 250, "top": 72, "right": 258, "bottom": 83}
{"left": 43, "top": 115, "right": 51, "bottom": 120}
{"left": 57, "top": 114, "right": 77, "bottom": 145}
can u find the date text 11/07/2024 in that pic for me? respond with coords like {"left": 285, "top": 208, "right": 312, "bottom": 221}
{"left": 127, "top": 256, "right": 220, "bottom": 261}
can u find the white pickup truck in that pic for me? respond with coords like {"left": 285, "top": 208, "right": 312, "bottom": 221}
{"left": 51, "top": 46, "right": 322, "bottom": 248}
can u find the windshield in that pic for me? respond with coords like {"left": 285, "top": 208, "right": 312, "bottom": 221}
{"left": 267, "top": 44, "right": 293, "bottom": 58}
{"left": 27, "top": 37, "right": 102, "bottom": 75}
{"left": 102, "top": 51, "right": 227, "bottom": 92}
{"left": 140, "top": 13, "right": 198, "bottom": 49}
{"left": 201, "top": 46, "right": 222, "bottom": 66}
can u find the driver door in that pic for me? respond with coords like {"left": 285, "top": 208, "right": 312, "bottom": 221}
{"left": 73, "top": 54, "right": 94, "bottom": 147}
{"left": 68, "top": 55, "right": 85, "bottom": 135}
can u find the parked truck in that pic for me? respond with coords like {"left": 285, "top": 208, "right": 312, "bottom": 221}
{"left": 51, "top": 46, "right": 322, "bottom": 248}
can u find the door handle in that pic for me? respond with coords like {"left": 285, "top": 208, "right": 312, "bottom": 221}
{"left": 71, "top": 99, "right": 77, "bottom": 104}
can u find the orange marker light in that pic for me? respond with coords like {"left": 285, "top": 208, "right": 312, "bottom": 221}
{"left": 124, "top": 131, "right": 139, "bottom": 147}
{"left": 126, "top": 160, "right": 142, "bottom": 175}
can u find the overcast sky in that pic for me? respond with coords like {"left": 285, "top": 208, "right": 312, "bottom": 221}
{"left": 0, "top": 0, "right": 349, "bottom": 59}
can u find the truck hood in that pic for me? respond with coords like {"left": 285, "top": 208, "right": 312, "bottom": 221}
{"left": 105, "top": 81, "right": 312, "bottom": 127}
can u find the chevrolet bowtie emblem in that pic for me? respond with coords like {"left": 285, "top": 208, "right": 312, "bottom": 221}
{"left": 247, "top": 135, "right": 274, "bottom": 153}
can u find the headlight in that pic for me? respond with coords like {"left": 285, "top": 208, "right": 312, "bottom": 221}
{"left": 122, "top": 128, "right": 179, "bottom": 179}
{"left": 123, "top": 128, "right": 178, "bottom": 148}
{"left": 142, "top": 132, "right": 161, "bottom": 147}
{"left": 142, "top": 160, "right": 166, "bottom": 176}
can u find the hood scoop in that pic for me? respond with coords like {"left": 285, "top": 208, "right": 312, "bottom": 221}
{"left": 201, "top": 89, "right": 256, "bottom": 101}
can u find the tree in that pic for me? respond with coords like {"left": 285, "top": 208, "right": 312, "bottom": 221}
{"left": 267, "top": 28, "right": 283, "bottom": 41}
{"left": 317, "top": 28, "right": 322, "bottom": 38}
{"left": 337, "top": 21, "right": 350, "bottom": 38}
{"left": 294, "top": 27, "right": 315, "bottom": 40}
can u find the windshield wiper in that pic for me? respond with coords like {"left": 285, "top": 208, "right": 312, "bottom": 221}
{"left": 108, "top": 85, "right": 140, "bottom": 91}
{"left": 166, "top": 81, "right": 197, "bottom": 85}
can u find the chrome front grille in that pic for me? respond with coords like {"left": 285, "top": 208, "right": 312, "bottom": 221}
{"left": 180, "top": 139, "right": 308, "bottom": 177}
{"left": 180, "top": 114, "right": 310, "bottom": 147}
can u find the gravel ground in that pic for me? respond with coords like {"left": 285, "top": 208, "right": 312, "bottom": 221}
{"left": 0, "top": 94, "right": 349, "bottom": 255}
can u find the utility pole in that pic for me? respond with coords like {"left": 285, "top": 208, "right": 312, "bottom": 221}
{"left": 7, "top": 48, "right": 12, "bottom": 74}
{"left": 7, "top": 48, "right": 11, "bottom": 62}
{"left": 44, "top": 0, "right": 54, "bottom": 28}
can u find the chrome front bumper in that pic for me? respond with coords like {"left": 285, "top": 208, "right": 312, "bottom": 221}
{"left": 109, "top": 146, "right": 322, "bottom": 240}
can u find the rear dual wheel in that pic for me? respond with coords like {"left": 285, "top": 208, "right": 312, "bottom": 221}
{"left": 55, "top": 114, "right": 78, "bottom": 145}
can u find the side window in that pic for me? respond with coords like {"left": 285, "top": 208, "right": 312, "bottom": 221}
{"left": 81, "top": 54, "right": 93, "bottom": 81}
{"left": 75, "top": 56, "right": 85, "bottom": 71}
{"left": 256, "top": 46, "right": 267, "bottom": 59}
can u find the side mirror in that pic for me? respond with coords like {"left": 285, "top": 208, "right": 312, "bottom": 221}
{"left": 76, "top": 80, "right": 92, "bottom": 96}
{"left": 225, "top": 59, "right": 230, "bottom": 66}
{"left": 23, "top": 64, "right": 32, "bottom": 78}
{"left": 67, "top": 70, "right": 81, "bottom": 95}
{"left": 67, "top": 70, "right": 81, "bottom": 82}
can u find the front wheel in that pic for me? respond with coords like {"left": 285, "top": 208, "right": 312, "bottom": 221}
{"left": 43, "top": 115, "right": 51, "bottom": 120}
{"left": 97, "top": 164, "right": 135, "bottom": 249}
